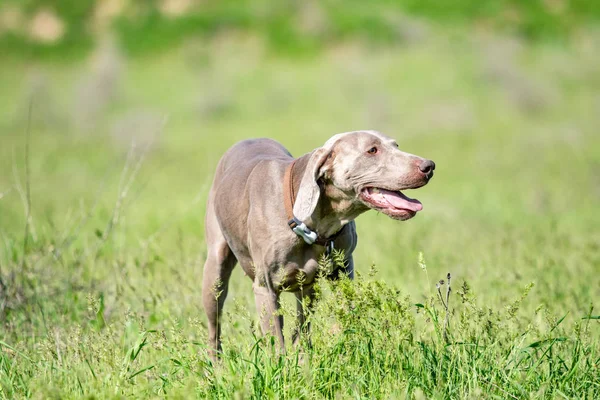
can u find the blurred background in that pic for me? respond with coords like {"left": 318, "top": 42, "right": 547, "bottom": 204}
{"left": 0, "top": 0, "right": 599, "bottom": 358}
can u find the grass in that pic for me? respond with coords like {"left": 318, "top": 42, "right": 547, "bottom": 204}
{"left": 4, "top": 0, "right": 600, "bottom": 59}
{"left": 1, "top": 27, "right": 599, "bottom": 398}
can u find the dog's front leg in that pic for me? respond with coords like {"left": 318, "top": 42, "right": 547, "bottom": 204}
{"left": 344, "top": 254, "right": 355, "bottom": 280}
{"left": 253, "top": 280, "right": 285, "bottom": 351}
{"left": 292, "top": 286, "right": 316, "bottom": 347}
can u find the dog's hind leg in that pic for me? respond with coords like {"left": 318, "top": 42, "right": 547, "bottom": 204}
{"left": 202, "top": 205, "right": 237, "bottom": 360}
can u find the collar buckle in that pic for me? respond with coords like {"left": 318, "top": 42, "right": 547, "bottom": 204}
{"left": 289, "top": 218, "right": 318, "bottom": 244}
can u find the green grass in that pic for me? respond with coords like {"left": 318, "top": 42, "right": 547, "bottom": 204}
{"left": 1, "top": 28, "right": 599, "bottom": 398}
{"left": 4, "top": 0, "right": 600, "bottom": 59}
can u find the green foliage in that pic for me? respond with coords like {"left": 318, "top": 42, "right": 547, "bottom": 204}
{"left": 0, "top": 25, "right": 599, "bottom": 398}
{"left": 2, "top": 0, "right": 600, "bottom": 58}
{"left": 1, "top": 255, "right": 598, "bottom": 398}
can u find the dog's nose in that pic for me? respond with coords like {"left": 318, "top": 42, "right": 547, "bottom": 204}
{"left": 419, "top": 159, "right": 435, "bottom": 176}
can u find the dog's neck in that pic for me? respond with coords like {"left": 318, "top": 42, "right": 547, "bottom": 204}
{"left": 291, "top": 153, "right": 367, "bottom": 239}
{"left": 312, "top": 183, "right": 367, "bottom": 237}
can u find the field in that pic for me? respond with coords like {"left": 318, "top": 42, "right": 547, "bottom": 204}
{"left": 1, "top": 26, "right": 600, "bottom": 398}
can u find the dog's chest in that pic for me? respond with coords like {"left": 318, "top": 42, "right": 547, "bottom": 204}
{"left": 253, "top": 223, "right": 355, "bottom": 291}
{"left": 271, "top": 238, "right": 352, "bottom": 291}
{"left": 271, "top": 251, "right": 324, "bottom": 291}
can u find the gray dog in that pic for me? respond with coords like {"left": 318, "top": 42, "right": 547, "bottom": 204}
{"left": 202, "top": 130, "right": 435, "bottom": 356}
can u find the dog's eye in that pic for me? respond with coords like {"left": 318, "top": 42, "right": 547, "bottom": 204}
{"left": 367, "top": 147, "right": 378, "bottom": 155}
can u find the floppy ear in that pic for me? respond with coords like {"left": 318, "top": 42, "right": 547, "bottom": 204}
{"left": 293, "top": 147, "right": 332, "bottom": 223}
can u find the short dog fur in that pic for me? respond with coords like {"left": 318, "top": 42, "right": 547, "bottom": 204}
{"left": 202, "top": 130, "right": 435, "bottom": 356}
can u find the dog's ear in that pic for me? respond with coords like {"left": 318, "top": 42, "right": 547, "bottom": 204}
{"left": 293, "top": 146, "right": 332, "bottom": 223}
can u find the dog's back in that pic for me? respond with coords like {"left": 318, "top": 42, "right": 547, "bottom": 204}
{"left": 205, "top": 138, "right": 292, "bottom": 264}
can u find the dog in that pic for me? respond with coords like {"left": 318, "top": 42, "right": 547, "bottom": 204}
{"left": 202, "top": 130, "right": 435, "bottom": 356}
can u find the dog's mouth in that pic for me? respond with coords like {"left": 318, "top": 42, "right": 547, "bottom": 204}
{"left": 359, "top": 187, "right": 423, "bottom": 221}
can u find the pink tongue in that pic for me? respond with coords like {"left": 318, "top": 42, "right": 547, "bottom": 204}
{"left": 380, "top": 189, "right": 423, "bottom": 211}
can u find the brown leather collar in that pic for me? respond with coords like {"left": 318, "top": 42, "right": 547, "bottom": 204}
{"left": 283, "top": 159, "right": 343, "bottom": 247}
{"left": 283, "top": 159, "right": 298, "bottom": 226}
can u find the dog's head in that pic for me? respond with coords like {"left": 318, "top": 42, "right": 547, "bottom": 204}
{"left": 294, "top": 130, "right": 435, "bottom": 222}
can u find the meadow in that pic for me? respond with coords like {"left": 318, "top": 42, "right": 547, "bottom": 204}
{"left": 1, "top": 25, "right": 599, "bottom": 398}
